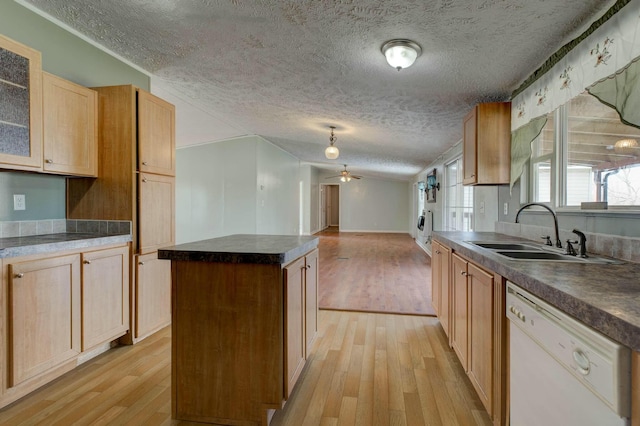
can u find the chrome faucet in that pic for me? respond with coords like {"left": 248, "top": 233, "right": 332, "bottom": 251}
{"left": 515, "top": 203, "right": 562, "bottom": 249}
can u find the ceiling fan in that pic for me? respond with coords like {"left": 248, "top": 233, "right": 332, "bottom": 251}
{"left": 326, "top": 164, "right": 362, "bottom": 182}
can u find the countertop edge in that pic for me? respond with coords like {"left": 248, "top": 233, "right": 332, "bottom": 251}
{"left": 0, "top": 234, "right": 132, "bottom": 258}
{"left": 433, "top": 231, "right": 640, "bottom": 351}
{"left": 159, "top": 235, "right": 319, "bottom": 265}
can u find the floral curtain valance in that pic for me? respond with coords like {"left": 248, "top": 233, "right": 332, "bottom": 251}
{"left": 509, "top": 0, "right": 640, "bottom": 189}
{"left": 511, "top": 0, "right": 640, "bottom": 132}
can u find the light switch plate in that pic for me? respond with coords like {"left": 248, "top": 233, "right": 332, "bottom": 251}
{"left": 13, "top": 194, "right": 26, "bottom": 211}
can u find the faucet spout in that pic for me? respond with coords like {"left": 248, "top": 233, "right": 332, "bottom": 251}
{"left": 515, "top": 203, "right": 562, "bottom": 249}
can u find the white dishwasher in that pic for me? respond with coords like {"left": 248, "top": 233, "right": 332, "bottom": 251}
{"left": 506, "top": 282, "right": 631, "bottom": 426}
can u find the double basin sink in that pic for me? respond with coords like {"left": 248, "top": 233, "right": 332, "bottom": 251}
{"left": 467, "top": 241, "right": 622, "bottom": 264}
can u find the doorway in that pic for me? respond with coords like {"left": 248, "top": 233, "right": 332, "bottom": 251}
{"left": 320, "top": 184, "right": 340, "bottom": 231}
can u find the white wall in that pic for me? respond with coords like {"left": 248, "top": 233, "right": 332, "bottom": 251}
{"left": 176, "top": 135, "right": 299, "bottom": 244}
{"left": 300, "top": 165, "right": 321, "bottom": 235}
{"left": 256, "top": 139, "right": 300, "bottom": 235}
{"left": 320, "top": 171, "right": 410, "bottom": 233}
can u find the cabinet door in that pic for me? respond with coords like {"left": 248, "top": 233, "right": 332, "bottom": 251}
{"left": 463, "top": 106, "right": 477, "bottom": 185}
{"left": 0, "top": 35, "right": 43, "bottom": 171}
{"left": 439, "top": 244, "right": 451, "bottom": 339}
{"left": 305, "top": 249, "right": 318, "bottom": 354}
{"left": 451, "top": 253, "right": 469, "bottom": 370}
{"left": 284, "top": 256, "right": 305, "bottom": 399}
{"left": 138, "top": 173, "right": 175, "bottom": 254}
{"left": 81, "top": 245, "right": 130, "bottom": 350}
{"left": 135, "top": 252, "right": 171, "bottom": 339}
{"left": 467, "top": 262, "right": 495, "bottom": 417}
{"left": 8, "top": 254, "right": 81, "bottom": 386}
{"left": 137, "top": 89, "right": 175, "bottom": 176}
{"left": 431, "top": 242, "right": 441, "bottom": 316}
{"left": 42, "top": 72, "right": 97, "bottom": 176}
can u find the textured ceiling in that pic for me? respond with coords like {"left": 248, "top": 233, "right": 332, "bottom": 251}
{"left": 24, "top": 0, "right": 616, "bottom": 180}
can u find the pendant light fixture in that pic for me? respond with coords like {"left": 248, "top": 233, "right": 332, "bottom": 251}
{"left": 381, "top": 39, "right": 422, "bottom": 71}
{"left": 325, "top": 126, "right": 339, "bottom": 159}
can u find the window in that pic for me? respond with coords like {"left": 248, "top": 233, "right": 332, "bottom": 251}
{"left": 529, "top": 112, "right": 555, "bottom": 203}
{"left": 528, "top": 92, "right": 640, "bottom": 208}
{"left": 444, "top": 157, "right": 474, "bottom": 231}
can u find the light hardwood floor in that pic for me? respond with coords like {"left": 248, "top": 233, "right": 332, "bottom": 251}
{"left": 318, "top": 230, "right": 435, "bottom": 316}
{"left": 0, "top": 310, "right": 490, "bottom": 426}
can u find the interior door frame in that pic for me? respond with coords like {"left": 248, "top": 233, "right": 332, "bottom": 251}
{"left": 319, "top": 183, "right": 340, "bottom": 231}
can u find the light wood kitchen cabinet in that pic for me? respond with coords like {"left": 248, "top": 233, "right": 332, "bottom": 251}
{"left": 135, "top": 252, "right": 172, "bottom": 340}
{"left": 67, "top": 85, "right": 175, "bottom": 342}
{"left": 448, "top": 249, "right": 506, "bottom": 425}
{"left": 451, "top": 253, "right": 469, "bottom": 369}
{"left": 305, "top": 249, "right": 318, "bottom": 354}
{"left": 137, "top": 90, "right": 175, "bottom": 176}
{"left": 283, "top": 248, "right": 318, "bottom": 398}
{"left": 81, "top": 245, "right": 129, "bottom": 350}
{"left": 139, "top": 173, "right": 175, "bottom": 254}
{"left": 0, "top": 242, "right": 131, "bottom": 409}
{"left": 284, "top": 256, "right": 306, "bottom": 398}
{"left": 467, "top": 261, "right": 496, "bottom": 417}
{"left": 0, "top": 34, "right": 43, "bottom": 171}
{"left": 431, "top": 240, "right": 451, "bottom": 338}
{"left": 42, "top": 72, "right": 97, "bottom": 176}
{"left": 463, "top": 102, "right": 511, "bottom": 185}
{"left": 7, "top": 254, "right": 81, "bottom": 387}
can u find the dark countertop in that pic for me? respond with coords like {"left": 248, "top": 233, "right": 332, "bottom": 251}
{"left": 0, "top": 233, "right": 132, "bottom": 258}
{"left": 433, "top": 231, "right": 640, "bottom": 351}
{"left": 158, "top": 234, "right": 319, "bottom": 265}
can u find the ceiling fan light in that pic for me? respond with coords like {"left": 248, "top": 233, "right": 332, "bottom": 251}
{"left": 325, "top": 145, "right": 340, "bottom": 159}
{"left": 340, "top": 176, "right": 347, "bottom": 182}
{"left": 346, "top": 176, "right": 352, "bottom": 182}
{"left": 381, "top": 39, "right": 422, "bottom": 70}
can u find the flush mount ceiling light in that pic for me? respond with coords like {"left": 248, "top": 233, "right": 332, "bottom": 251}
{"left": 614, "top": 138, "right": 638, "bottom": 155}
{"left": 381, "top": 39, "right": 422, "bottom": 71}
{"left": 325, "top": 126, "right": 339, "bottom": 159}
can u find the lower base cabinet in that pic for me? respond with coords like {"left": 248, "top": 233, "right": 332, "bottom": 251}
{"left": 434, "top": 240, "right": 506, "bottom": 426}
{"left": 0, "top": 243, "right": 130, "bottom": 409}
{"left": 171, "top": 248, "right": 318, "bottom": 425}
{"left": 134, "top": 252, "right": 172, "bottom": 340}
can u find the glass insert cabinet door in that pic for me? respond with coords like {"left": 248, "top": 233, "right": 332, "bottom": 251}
{"left": 0, "top": 34, "right": 42, "bottom": 169}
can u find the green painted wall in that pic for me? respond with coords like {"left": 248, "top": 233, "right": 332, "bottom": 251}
{"left": 0, "top": 1, "right": 150, "bottom": 221}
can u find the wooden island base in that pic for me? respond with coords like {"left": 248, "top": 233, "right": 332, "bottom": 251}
{"left": 159, "top": 235, "right": 319, "bottom": 425}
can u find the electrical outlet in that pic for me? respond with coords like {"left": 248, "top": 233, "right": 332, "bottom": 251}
{"left": 14, "top": 194, "right": 26, "bottom": 211}
{"left": 503, "top": 202, "right": 508, "bottom": 215}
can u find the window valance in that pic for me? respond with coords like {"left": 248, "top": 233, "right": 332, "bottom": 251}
{"left": 510, "top": 0, "right": 640, "bottom": 188}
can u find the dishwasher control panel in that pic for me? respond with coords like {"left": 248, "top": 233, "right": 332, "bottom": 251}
{"left": 506, "top": 282, "right": 631, "bottom": 417}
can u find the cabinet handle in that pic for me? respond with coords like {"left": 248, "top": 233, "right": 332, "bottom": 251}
{"left": 142, "top": 178, "right": 148, "bottom": 183}
{"left": 45, "top": 159, "right": 53, "bottom": 164}
{"left": 460, "top": 271, "right": 468, "bottom": 276}
{"left": 435, "top": 250, "right": 441, "bottom": 254}
{"left": 14, "top": 273, "right": 24, "bottom": 278}
{"left": 142, "top": 161, "right": 148, "bottom": 166}
{"left": 471, "top": 174, "right": 475, "bottom": 177}
{"left": 138, "top": 261, "right": 145, "bottom": 266}
{"left": 83, "top": 260, "right": 91, "bottom": 265}
{"left": 306, "top": 265, "right": 311, "bottom": 269}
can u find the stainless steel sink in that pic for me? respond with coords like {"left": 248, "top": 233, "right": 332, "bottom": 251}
{"left": 466, "top": 240, "right": 624, "bottom": 264}
{"left": 472, "top": 242, "right": 542, "bottom": 251}
{"left": 495, "top": 250, "right": 584, "bottom": 262}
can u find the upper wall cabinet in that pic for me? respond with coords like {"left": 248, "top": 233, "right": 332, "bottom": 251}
{"left": 463, "top": 102, "right": 511, "bottom": 185}
{"left": 0, "top": 34, "right": 43, "bottom": 171}
{"left": 138, "top": 90, "right": 175, "bottom": 176}
{"left": 42, "top": 72, "right": 98, "bottom": 177}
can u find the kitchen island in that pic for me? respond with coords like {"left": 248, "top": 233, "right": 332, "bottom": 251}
{"left": 158, "top": 234, "right": 319, "bottom": 425}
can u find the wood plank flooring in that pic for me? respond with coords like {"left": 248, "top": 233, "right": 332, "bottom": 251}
{"left": 318, "top": 230, "right": 435, "bottom": 316}
{"left": 0, "top": 311, "right": 491, "bottom": 426}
